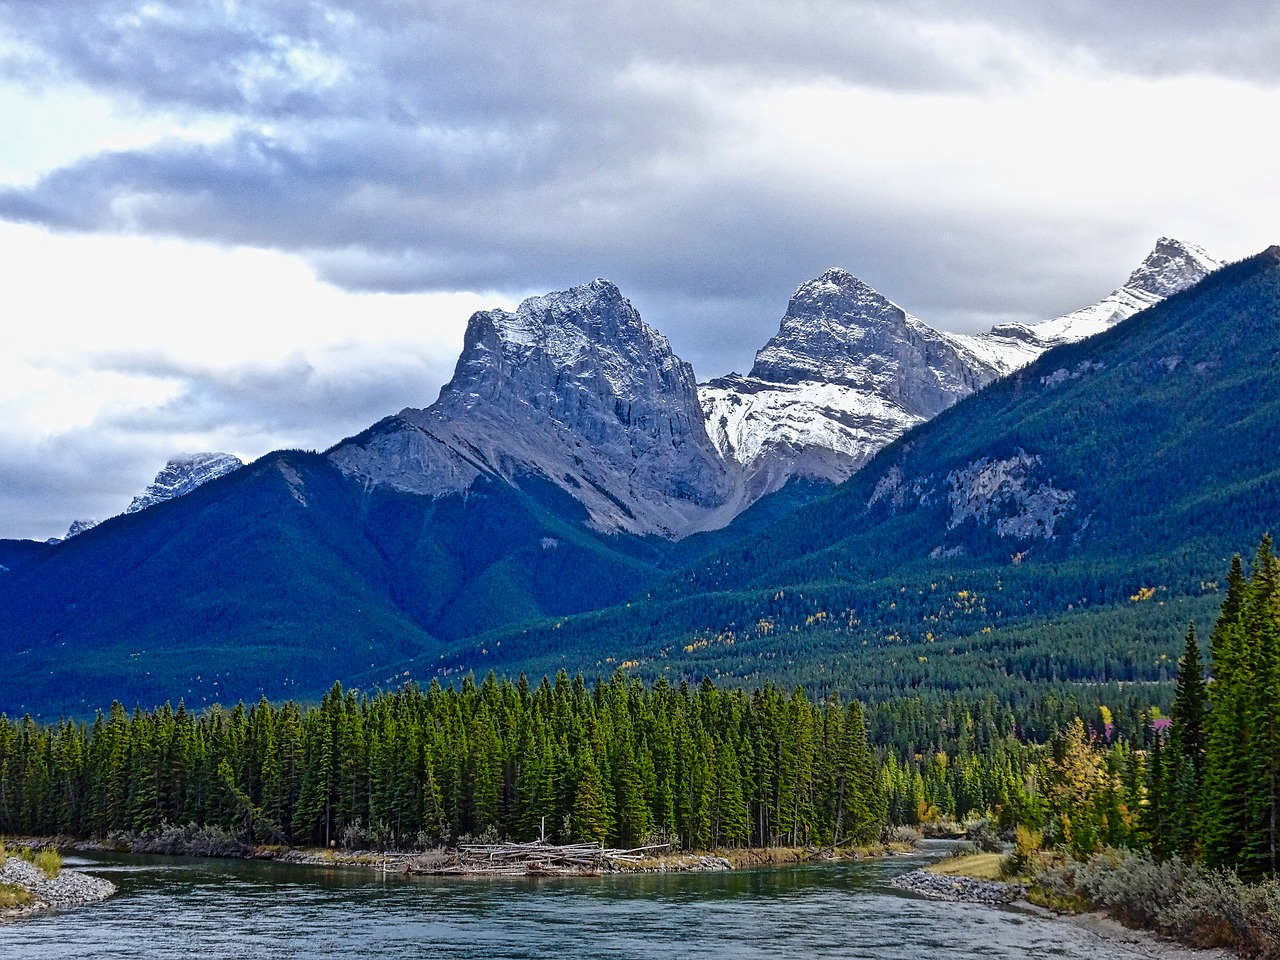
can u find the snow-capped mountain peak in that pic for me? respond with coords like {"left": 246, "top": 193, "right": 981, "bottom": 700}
{"left": 125, "top": 452, "right": 244, "bottom": 515}
{"left": 703, "top": 239, "right": 1222, "bottom": 504}
{"left": 63, "top": 518, "right": 100, "bottom": 539}
{"left": 983, "top": 237, "right": 1222, "bottom": 351}
{"left": 1124, "top": 237, "right": 1220, "bottom": 299}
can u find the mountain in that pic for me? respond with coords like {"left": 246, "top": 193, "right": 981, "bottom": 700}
{"left": 979, "top": 237, "right": 1220, "bottom": 350}
{"left": 0, "top": 282, "right": 754, "bottom": 718}
{"left": 125, "top": 452, "right": 244, "bottom": 515}
{"left": 62, "top": 519, "right": 100, "bottom": 540}
{"left": 0, "top": 244, "right": 1251, "bottom": 719}
{"left": 441, "top": 246, "right": 1279, "bottom": 694}
{"left": 0, "top": 445, "right": 676, "bottom": 718}
{"left": 40, "top": 453, "right": 245, "bottom": 543}
{"left": 702, "top": 239, "right": 1220, "bottom": 499}
{"left": 329, "top": 279, "right": 740, "bottom": 538}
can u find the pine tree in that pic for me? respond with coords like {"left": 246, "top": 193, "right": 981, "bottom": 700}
{"left": 1201, "top": 554, "right": 1252, "bottom": 869}
{"left": 1163, "top": 623, "right": 1207, "bottom": 858}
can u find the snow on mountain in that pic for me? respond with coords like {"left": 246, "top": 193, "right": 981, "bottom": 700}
{"left": 125, "top": 452, "right": 245, "bottom": 515}
{"left": 63, "top": 519, "right": 100, "bottom": 539}
{"left": 328, "top": 279, "right": 738, "bottom": 538}
{"left": 959, "top": 237, "right": 1221, "bottom": 358}
{"left": 703, "top": 240, "right": 1221, "bottom": 500}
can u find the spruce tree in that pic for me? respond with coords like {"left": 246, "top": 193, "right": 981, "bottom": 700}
{"left": 1201, "top": 554, "right": 1252, "bottom": 869}
{"left": 1164, "top": 623, "right": 1207, "bottom": 858}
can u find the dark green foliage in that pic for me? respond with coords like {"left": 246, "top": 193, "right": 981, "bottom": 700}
{"left": 442, "top": 249, "right": 1280, "bottom": 701}
{"left": 1148, "top": 542, "right": 1280, "bottom": 879}
{"left": 1159, "top": 623, "right": 1207, "bottom": 859}
{"left": 0, "top": 456, "right": 665, "bottom": 719}
{"left": 0, "top": 676, "right": 889, "bottom": 850}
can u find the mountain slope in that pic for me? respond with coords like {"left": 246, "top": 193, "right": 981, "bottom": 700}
{"left": 125, "top": 452, "right": 244, "bottom": 514}
{"left": 0, "top": 450, "right": 665, "bottom": 718}
{"left": 445, "top": 246, "right": 1280, "bottom": 689}
{"left": 699, "top": 244, "right": 1279, "bottom": 593}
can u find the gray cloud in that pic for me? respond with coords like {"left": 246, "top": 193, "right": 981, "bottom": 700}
{"left": 0, "top": 345, "right": 461, "bottom": 540}
{"left": 1, "top": 0, "right": 1269, "bottom": 346}
{"left": 0, "top": 0, "right": 1275, "bottom": 538}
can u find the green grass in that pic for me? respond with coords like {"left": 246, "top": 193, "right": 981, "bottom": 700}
{"left": 33, "top": 847, "right": 61, "bottom": 879}
{"left": 0, "top": 882, "right": 34, "bottom": 909}
{"left": 16, "top": 846, "right": 62, "bottom": 879}
{"left": 1025, "top": 885, "right": 1089, "bottom": 914}
{"left": 925, "top": 852, "right": 1006, "bottom": 880}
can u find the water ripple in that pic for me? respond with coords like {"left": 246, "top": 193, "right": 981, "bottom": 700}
{"left": 0, "top": 854, "right": 1161, "bottom": 959}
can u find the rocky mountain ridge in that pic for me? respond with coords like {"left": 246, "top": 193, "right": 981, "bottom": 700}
{"left": 55, "top": 452, "right": 244, "bottom": 542}
{"left": 328, "top": 279, "right": 740, "bottom": 538}
{"left": 701, "top": 238, "right": 1220, "bottom": 499}
{"left": 125, "top": 452, "right": 245, "bottom": 515}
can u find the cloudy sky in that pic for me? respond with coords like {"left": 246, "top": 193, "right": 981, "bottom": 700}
{"left": 2, "top": 0, "right": 1279, "bottom": 540}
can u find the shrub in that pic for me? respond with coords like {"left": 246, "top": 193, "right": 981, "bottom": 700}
{"left": 33, "top": 847, "right": 62, "bottom": 880}
{"left": 0, "top": 882, "right": 34, "bottom": 909}
{"left": 1033, "top": 848, "right": 1280, "bottom": 958}
{"left": 1000, "top": 826, "right": 1043, "bottom": 879}
{"left": 965, "top": 819, "right": 1003, "bottom": 853}
{"left": 882, "top": 825, "right": 921, "bottom": 846}
{"left": 1159, "top": 869, "right": 1251, "bottom": 949}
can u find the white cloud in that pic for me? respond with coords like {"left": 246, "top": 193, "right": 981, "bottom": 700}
{"left": 0, "top": 220, "right": 514, "bottom": 538}
{"left": 0, "top": 0, "right": 1278, "bottom": 538}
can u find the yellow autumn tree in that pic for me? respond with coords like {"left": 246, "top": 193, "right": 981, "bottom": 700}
{"left": 1043, "top": 717, "right": 1106, "bottom": 857}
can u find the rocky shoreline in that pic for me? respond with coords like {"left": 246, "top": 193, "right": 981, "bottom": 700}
{"left": 889, "top": 868, "right": 1025, "bottom": 904}
{"left": 0, "top": 856, "right": 116, "bottom": 922}
{"left": 889, "top": 867, "right": 1234, "bottom": 959}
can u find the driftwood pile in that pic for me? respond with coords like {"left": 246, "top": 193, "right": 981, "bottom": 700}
{"left": 384, "top": 839, "right": 671, "bottom": 876}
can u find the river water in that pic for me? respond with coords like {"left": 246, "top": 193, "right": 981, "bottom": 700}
{"left": 2, "top": 849, "right": 1163, "bottom": 959}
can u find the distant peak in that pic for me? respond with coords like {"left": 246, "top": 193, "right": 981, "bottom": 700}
{"left": 64, "top": 518, "right": 99, "bottom": 540}
{"left": 1125, "top": 237, "right": 1220, "bottom": 298}
{"left": 815, "top": 266, "right": 859, "bottom": 284}
{"left": 125, "top": 452, "right": 243, "bottom": 516}
{"left": 799, "top": 267, "right": 878, "bottom": 297}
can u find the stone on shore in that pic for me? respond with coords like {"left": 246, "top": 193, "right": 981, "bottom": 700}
{"left": 1, "top": 855, "right": 116, "bottom": 920}
{"left": 890, "top": 868, "right": 1025, "bottom": 904}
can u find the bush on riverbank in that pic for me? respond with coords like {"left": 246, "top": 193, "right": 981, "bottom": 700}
{"left": 105, "top": 823, "right": 251, "bottom": 858}
{"left": 32, "top": 848, "right": 61, "bottom": 879}
{"left": 1034, "top": 849, "right": 1280, "bottom": 957}
{"left": 9, "top": 845, "right": 63, "bottom": 880}
{"left": 0, "top": 881, "right": 33, "bottom": 909}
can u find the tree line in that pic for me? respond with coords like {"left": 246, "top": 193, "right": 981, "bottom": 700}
{"left": 1148, "top": 537, "right": 1280, "bottom": 879}
{"left": 0, "top": 673, "right": 887, "bottom": 851}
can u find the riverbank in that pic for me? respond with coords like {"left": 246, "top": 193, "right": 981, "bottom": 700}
{"left": 10, "top": 831, "right": 916, "bottom": 878}
{"left": 276, "top": 840, "right": 916, "bottom": 876}
{"left": 0, "top": 854, "right": 116, "bottom": 923}
{"left": 891, "top": 855, "right": 1235, "bottom": 960}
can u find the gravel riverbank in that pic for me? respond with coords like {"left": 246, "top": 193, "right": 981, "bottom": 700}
{"left": 0, "top": 856, "right": 116, "bottom": 922}
{"left": 891, "top": 868, "right": 1234, "bottom": 959}
{"left": 890, "top": 868, "right": 1025, "bottom": 904}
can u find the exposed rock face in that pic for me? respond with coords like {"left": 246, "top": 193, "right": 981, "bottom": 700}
{"left": 702, "top": 268, "right": 1016, "bottom": 499}
{"left": 945, "top": 451, "right": 1075, "bottom": 540}
{"left": 328, "top": 279, "right": 737, "bottom": 538}
{"left": 747, "top": 268, "right": 1000, "bottom": 416}
{"left": 64, "top": 519, "right": 100, "bottom": 539}
{"left": 126, "top": 453, "right": 244, "bottom": 514}
{"left": 703, "top": 240, "right": 1221, "bottom": 501}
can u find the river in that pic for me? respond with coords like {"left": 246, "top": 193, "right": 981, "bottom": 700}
{"left": 1, "top": 849, "right": 1179, "bottom": 958}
